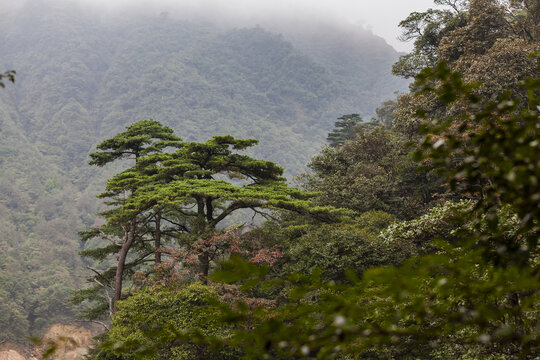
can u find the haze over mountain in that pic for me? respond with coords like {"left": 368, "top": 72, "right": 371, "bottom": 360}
{"left": 0, "top": 0, "right": 408, "bottom": 341}
{"left": 0, "top": 0, "right": 436, "bottom": 51}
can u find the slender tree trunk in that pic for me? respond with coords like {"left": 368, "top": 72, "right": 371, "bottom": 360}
{"left": 113, "top": 219, "right": 136, "bottom": 313}
{"left": 154, "top": 212, "right": 162, "bottom": 265}
{"left": 194, "top": 196, "right": 210, "bottom": 283}
{"left": 199, "top": 252, "right": 210, "bottom": 284}
{"left": 196, "top": 198, "right": 214, "bottom": 284}
{"left": 206, "top": 198, "right": 213, "bottom": 221}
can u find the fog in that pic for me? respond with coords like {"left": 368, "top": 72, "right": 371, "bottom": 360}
{"left": 0, "top": 0, "right": 437, "bottom": 51}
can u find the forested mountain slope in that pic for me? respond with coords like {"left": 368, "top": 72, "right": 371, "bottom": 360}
{"left": 0, "top": 0, "right": 407, "bottom": 341}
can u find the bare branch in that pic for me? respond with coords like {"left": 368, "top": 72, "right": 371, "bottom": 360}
{"left": 87, "top": 266, "right": 112, "bottom": 286}
{"left": 250, "top": 207, "right": 280, "bottom": 222}
{"left": 162, "top": 217, "right": 191, "bottom": 233}
{"left": 93, "top": 278, "right": 114, "bottom": 321}
{"left": 98, "top": 230, "right": 121, "bottom": 246}
{"left": 74, "top": 318, "right": 110, "bottom": 332}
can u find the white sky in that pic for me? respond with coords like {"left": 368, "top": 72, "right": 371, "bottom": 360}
{"left": 98, "top": 0, "right": 437, "bottom": 51}
{"left": 2, "top": 0, "right": 438, "bottom": 51}
{"left": 325, "top": 0, "right": 437, "bottom": 51}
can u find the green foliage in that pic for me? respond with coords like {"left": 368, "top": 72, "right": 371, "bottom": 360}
{"left": 380, "top": 200, "right": 474, "bottom": 251}
{"left": 306, "top": 125, "right": 441, "bottom": 219}
{"left": 202, "top": 242, "right": 538, "bottom": 359}
{"left": 326, "top": 114, "right": 363, "bottom": 147}
{"left": 0, "top": 174, "right": 86, "bottom": 342}
{"left": 115, "top": 134, "right": 349, "bottom": 226}
{"left": 277, "top": 212, "right": 406, "bottom": 282}
{"left": 99, "top": 283, "right": 236, "bottom": 360}
{"left": 414, "top": 60, "right": 540, "bottom": 265}
{"left": 89, "top": 119, "right": 182, "bottom": 167}
{"left": 75, "top": 119, "right": 185, "bottom": 320}
{"left": 176, "top": 61, "right": 540, "bottom": 360}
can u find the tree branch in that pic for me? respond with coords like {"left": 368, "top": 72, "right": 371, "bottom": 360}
{"left": 213, "top": 201, "right": 251, "bottom": 225}
{"left": 93, "top": 278, "right": 114, "bottom": 321}
{"left": 74, "top": 319, "right": 110, "bottom": 332}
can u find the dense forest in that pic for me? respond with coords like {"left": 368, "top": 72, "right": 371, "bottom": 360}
{"left": 1, "top": 0, "right": 540, "bottom": 359}
{"left": 0, "top": 0, "right": 407, "bottom": 344}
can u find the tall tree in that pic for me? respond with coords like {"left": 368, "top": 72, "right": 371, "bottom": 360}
{"left": 326, "top": 114, "right": 362, "bottom": 147}
{"left": 77, "top": 129, "right": 346, "bottom": 321}
{"left": 115, "top": 135, "right": 346, "bottom": 282}
{"left": 77, "top": 120, "right": 182, "bottom": 316}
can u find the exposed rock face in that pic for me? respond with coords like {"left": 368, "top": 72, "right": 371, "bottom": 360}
{"left": 0, "top": 324, "right": 97, "bottom": 360}
{"left": 40, "top": 324, "right": 94, "bottom": 359}
{"left": 0, "top": 350, "right": 29, "bottom": 360}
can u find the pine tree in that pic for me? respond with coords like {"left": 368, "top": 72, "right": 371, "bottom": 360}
{"left": 75, "top": 120, "right": 182, "bottom": 318}
{"left": 326, "top": 114, "right": 362, "bottom": 147}
{"left": 115, "top": 135, "right": 346, "bottom": 282}
{"left": 76, "top": 125, "right": 347, "bottom": 322}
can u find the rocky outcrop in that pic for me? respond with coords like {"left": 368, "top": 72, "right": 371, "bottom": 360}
{"left": 39, "top": 324, "right": 95, "bottom": 359}
{"left": 0, "top": 350, "right": 32, "bottom": 360}
{"left": 0, "top": 324, "right": 98, "bottom": 360}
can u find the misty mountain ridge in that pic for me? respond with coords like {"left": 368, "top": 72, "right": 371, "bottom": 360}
{"left": 1, "top": 0, "right": 407, "bottom": 169}
{"left": 0, "top": 0, "right": 408, "bottom": 341}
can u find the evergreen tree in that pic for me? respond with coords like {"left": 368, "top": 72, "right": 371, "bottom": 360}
{"left": 76, "top": 127, "right": 346, "bottom": 322}
{"left": 115, "top": 135, "right": 346, "bottom": 282}
{"left": 76, "top": 120, "right": 183, "bottom": 317}
{"left": 326, "top": 114, "right": 362, "bottom": 147}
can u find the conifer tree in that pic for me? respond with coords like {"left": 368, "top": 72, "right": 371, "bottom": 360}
{"left": 115, "top": 135, "right": 346, "bottom": 282}
{"left": 76, "top": 120, "right": 182, "bottom": 317}
{"left": 76, "top": 126, "right": 346, "bottom": 321}
{"left": 326, "top": 114, "right": 362, "bottom": 147}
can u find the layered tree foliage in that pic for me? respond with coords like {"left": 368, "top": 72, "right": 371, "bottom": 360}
{"left": 75, "top": 123, "right": 346, "bottom": 327}
{"left": 326, "top": 114, "right": 363, "bottom": 147}
{"left": 75, "top": 120, "right": 183, "bottom": 318}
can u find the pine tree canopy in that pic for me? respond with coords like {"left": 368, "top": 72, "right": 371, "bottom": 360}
{"left": 88, "top": 119, "right": 183, "bottom": 167}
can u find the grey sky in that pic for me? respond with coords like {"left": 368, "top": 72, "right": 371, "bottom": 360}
{"left": 95, "top": 0, "right": 436, "bottom": 51}
{"left": 2, "top": 0, "right": 437, "bottom": 51}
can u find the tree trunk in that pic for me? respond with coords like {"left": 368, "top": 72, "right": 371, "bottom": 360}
{"left": 199, "top": 252, "right": 210, "bottom": 284}
{"left": 154, "top": 213, "right": 162, "bottom": 265}
{"left": 112, "top": 219, "right": 136, "bottom": 313}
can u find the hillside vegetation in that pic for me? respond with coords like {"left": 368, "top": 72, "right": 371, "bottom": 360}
{"left": 0, "top": 0, "right": 407, "bottom": 341}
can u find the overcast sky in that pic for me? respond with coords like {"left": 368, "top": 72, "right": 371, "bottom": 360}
{"left": 301, "top": 0, "right": 436, "bottom": 51}
{"left": 2, "top": 0, "right": 437, "bottom": 51}
{"left": 97, "top": 0, "right": 437, "bottom": 51}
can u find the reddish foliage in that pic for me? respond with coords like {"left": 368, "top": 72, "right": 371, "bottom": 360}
{"left": 132, "top": 226, "right": 282, "bottom": 286}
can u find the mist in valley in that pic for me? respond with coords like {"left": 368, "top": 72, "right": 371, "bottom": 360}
{"left": 7, "top": 1, "right": 536, "bottom": 359}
